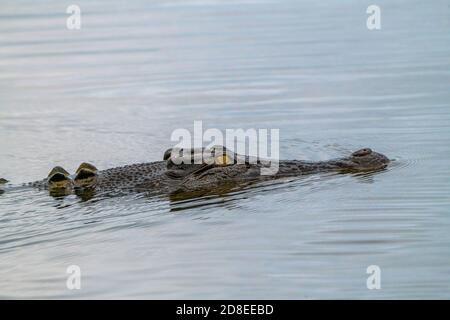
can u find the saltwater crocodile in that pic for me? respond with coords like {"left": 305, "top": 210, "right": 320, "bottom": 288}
{"left": 0, "top": 146, "right": 389, "bottom": 198}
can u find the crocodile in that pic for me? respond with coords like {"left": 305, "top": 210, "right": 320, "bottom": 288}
{"left": 0, "top": 146, "right": 389, "bottom": 198}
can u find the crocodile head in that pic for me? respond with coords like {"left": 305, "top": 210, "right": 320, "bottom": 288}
{"left": 171, "top": 147, "right": 390, "bottom": 195}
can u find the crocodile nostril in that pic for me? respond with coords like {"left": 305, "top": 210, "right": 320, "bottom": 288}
{"left": 352, "top": 148, "right": 372, "bottom": 157}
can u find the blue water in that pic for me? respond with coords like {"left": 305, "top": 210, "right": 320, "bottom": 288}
{"left": 0, "top": 0, "right": 449, "bottom": 298}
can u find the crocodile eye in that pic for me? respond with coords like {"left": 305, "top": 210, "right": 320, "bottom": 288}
{"left": 352, "top": 148, "right": 372, "bottom": 157}
{"left": 215, "top": 154, "right": 233, "bottom": 166}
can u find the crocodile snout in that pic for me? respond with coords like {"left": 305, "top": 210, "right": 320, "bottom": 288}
{"left": 352, "top": 148, "right": 372, "bottom": 157}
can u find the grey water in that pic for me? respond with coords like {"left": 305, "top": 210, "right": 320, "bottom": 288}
{"left": 0, "top": 0, "right": 449, "bottom": 299}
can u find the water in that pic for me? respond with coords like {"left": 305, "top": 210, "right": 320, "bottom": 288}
{"left": 0, "top": 0, "right": 449, "bottom": 299}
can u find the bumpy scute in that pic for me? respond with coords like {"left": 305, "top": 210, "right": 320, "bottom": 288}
{"left": 74, "top": 162, "right": 98, "bottom": 188}
{"left": 47, "top": 166, "right": 71, "bottom": 190}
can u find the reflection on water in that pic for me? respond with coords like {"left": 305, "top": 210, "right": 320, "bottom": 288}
{"left": 0, "top": 0, "right": 450, "bottom": 299}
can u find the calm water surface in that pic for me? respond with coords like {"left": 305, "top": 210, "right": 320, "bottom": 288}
{"left": 0, "top": 0, "right": 449, "bottom": 298}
